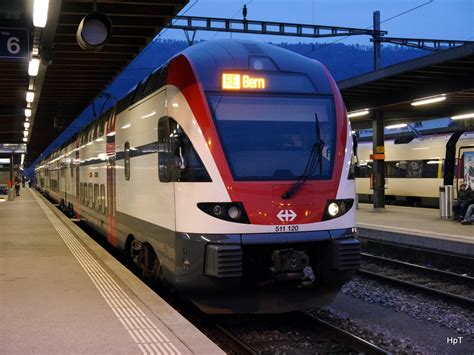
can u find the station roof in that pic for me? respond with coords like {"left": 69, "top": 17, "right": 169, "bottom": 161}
{"left": 0, "top": 0, "right": 188, "bottom": 163}
{"left": 339, "top": 43, "right": 474, "bottom": 129}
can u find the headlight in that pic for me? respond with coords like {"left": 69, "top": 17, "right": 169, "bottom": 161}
{"left": 228, "top": 206, "right": 241, "bottom": 219}
{"left": 213, "top": 205, "right": 224, "bottom": 216}
{"left": 322, "top": 199, "right": 354, "bottom": 220}
{"left": 328, "top": 202, "right": 339, "bottom": 217}
{"left": 198, "top": 202, "right": 249, "bottom": 224}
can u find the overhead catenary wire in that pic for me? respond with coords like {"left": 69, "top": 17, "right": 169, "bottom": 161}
{"left": 304, "top": 0, "right": 435, "bottom": 55}
{"left": 211, "top": 0, "right": 254, "bottom": 40}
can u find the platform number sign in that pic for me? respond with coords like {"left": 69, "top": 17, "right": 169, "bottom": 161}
{"left": 0, "top": 28, "right": 29, "bottom": 60}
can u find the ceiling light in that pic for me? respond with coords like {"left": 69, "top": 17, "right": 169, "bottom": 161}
{"left": 23, "top": 137, "right": 28, "bottom": 142}
{"left": 25, "top": 108, "right": 32, "bottom": 117}
{"left": 451, "top": 112, "right": 474, "bottom": 120}
{"left": 386, "top": 123, "right": 407, "bottom": 129}
{"left": 33, "top": 0, "right": 49, "bottom": 28}
{"left": 26, "top": 91, "right": 35, "bottom": 103}
{"left": 347, "top": 109, "right": 370, "bottom": 118}
{"left": 411, "top": 95, "right": 446, "bottom": 106}
{"left": 24, "top": 122, "right": 30, "bottom": 129}
{"left": 28, "top": 57, "right": 40, "bottom": 76}
{"left": 23, "top": 130, "right": 29, "bottom": 137}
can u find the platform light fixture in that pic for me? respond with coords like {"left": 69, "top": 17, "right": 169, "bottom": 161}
{"left": 347, "top": 109, "right": 369, "bottom": 118}
{"left": 25, "top": 108, "right": 32, "bottom": 117}
{"left": 411, "top": 94, "right": 446, "bottom": 106}
{"left": 24, "top": 122, "right": 30, "bottom": 129}
{"left": 28, "top": 57, "right": 40, "bottom": 76}
{"left": 386, "top": 123, "right": 407, "bottom": 129}
{"left": 33, "top": 0, "right": 49, "bottom": 28}
{"left": 23, "top": 137, "right": 28, "bottom": 142}
{"left": 26, "top": 91, "right": 35, "bottom": 103}
{"left": 451, "top": 112, "right": 474, "bottom": 120}
{"left": 76, "top": 10, "right": 112, "bottom": 51}
{"left": 23, "top": 130, "right": 29, "bottom": 137}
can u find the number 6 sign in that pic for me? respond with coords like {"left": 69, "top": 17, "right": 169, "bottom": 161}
{"left": 1, "top": 28, "right": 29, "bottom": 59}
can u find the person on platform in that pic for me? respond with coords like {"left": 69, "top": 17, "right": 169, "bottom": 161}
{"left": 453, "top": 183, "right": 474, "bottom": 221}
{"left": 461, "top": 203, "right": 474, "bottom": 225}
{"left": 14, "top": 176, "right": 21, "bottom": 197}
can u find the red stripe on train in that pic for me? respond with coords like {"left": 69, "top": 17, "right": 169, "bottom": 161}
{"left": 167, "top": 55, "right": 347, "bottom": 225}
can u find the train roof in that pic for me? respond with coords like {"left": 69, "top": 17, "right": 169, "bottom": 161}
{"left": 179, "top": 40, "right": 333, "bottom": 94}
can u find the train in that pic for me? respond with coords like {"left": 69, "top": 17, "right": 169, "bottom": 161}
{"left": 35, "top": 40, "right": 359, "bottom": 314}
{"left": 356, "top": 132, "right": 474, "bottom": 207}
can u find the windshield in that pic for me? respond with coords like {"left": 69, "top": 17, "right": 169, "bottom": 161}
{"left": 208, "top": 94, "right": 335, "bottom": 181}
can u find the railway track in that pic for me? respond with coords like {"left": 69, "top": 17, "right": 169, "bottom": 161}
{"left": 214, "top": 312, "right": 389, "bottom": 354}
{"left": 359, "top": 252, "right": 474, "bottom": 307}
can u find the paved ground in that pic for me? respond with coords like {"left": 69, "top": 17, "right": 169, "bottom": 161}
{"left": 0, "top": 188, "right": 224, "bottom": 355}
{"left": 356, "top": 203, "right": 474, "bottom": 256}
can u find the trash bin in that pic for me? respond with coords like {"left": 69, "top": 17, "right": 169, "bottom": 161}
{"left": 7, "top": 187, "right": 15, "bottom": 201}
{"left": 439, "top": 185, "right": 453, "bottom": 219}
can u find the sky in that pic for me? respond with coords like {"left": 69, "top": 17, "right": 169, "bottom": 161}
{"left": 160, "top": 0, "right": 474, "bottom": 45}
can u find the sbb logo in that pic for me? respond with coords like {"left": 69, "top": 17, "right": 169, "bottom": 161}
{"left": 277, "top": 209, "right": 297, "bottom": 222}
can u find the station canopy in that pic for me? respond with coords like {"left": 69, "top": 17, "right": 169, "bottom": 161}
{"left": 339, "top": 43, "right": 474, "bottom": 129}
{"left": 0, "top": 0, "right": 188, "bottom": 163}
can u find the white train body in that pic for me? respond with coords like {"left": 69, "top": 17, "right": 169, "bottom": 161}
{"left": 356, "top": 132, "right": 474, "bottom": 206}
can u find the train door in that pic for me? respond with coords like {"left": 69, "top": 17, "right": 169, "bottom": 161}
{"left": 75, "top": 139, "right": 81, "bottom": 218}
{"left": 105, "top": 110, "right": 117, "bottom": 246}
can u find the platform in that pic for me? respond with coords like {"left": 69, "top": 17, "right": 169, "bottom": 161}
{"left": 0, "top": 188, "right": 224, "bottom": 355}
{"left": 356, "top": 203, "right": 474, "bottom": 257}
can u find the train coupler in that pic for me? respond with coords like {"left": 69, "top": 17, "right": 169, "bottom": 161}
{"left": 270, "top": 249, "right": 314, "bottom": 282}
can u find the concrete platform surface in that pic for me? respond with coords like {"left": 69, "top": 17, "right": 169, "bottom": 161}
{"left": 356, "top": 204, "right": 474, "bottom": 257}
{"left": 0, "top": 188, "right": 224, "bottom": 355}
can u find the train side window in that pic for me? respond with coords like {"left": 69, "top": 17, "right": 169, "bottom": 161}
{"left": 158, "top": 117, "right": 211, "bottom": 182}
{"left": 100, "top": 184, "right": 106, "bottom": 213}
{"left": 143, "top": 69, "right": 159, "bottom": 96}
{"left": 88, "top": 183, "right": 93, "bottom": 208}
{"left": 94, "top": 184, "right": 99, "bottom": 211}
{"left": 422, "top": 160, "right": 440, "bottom": 178}
{"left": 124, "top": 142, "right": 131, "bottom": 181}
{"left": 355, "top": 162, "right": 372, "bottom": 178}
{"left": 158, "top": 118, "right": 171, "bottom": 182}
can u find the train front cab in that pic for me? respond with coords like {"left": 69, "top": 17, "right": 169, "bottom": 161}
{"left": 163, "top": 41, "right": 360, "bottom": 313}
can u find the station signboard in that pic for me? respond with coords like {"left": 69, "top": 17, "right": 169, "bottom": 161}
{"left": 0, "top": 143, "right": 27, "bottom": 153}
{"left": 0, "top": 27, "right": 29, "bottom": 60}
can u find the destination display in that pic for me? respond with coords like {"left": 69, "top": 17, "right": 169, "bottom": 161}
{"left": 221, "top": 71, "right": 315, "bottom": 93}
{"left": 222, "top": 73, "right": 266, "bottom": 90}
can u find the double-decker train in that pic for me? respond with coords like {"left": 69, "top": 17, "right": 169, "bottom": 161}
{"left": 35, "top": 40, "right": 359, "bottom": 313}
{"left": 356, "top": 132, "right": 474, "bottom": 207}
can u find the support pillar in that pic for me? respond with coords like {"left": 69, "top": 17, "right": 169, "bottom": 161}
{"left": 372, "top": 111, "right": 385, "bottom": 209}
{"left": 8, "top": 153, "right": 15, "bottom": 201}
{"left": 373, "top": 11, "right": 381, "bottom": 70}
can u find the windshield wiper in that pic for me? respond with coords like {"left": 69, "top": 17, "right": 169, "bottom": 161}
{"left": 281, "top": 113, "right": 325, "bottom": 200}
